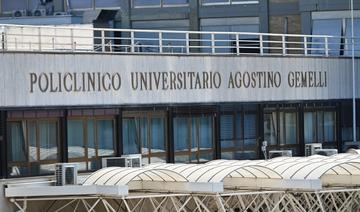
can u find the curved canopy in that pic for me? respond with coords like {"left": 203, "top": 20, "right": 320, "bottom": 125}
{"left": 347, "top": 149, "right": 360, "bottom": 154}
{"left": 83, "top": 167, "right": 188, "bottom": 186}
{"left": 148, "top": 163, "right": 282, "bottom": 183}
{"left": 83, "top": 153, "right": 360, "bottom": 192}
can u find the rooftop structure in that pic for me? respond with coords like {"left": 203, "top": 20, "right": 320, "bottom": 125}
{"left": 4, "top": 153, "right": 360, "bottom": 211}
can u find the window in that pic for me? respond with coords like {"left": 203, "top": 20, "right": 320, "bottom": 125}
{"left": 7, "top": 120, "right": 59, "bottom": 177}
{"left": 200, "top": 18, "right": 259, "bottom": 53}
{"left": 68, "top": 0, "right": 92, "bottom": 10}
{"left": 304, "top": 110, "right": 336, "bottom": 147}
{"left": 163, "top": 0, "right": 188, "bottom": 6}
{"left": 311, "top": 11, "right": 360, "bottom": 57}
{"left": 311, "top": 19, "right": 342, "bottom": 56}
{"left": 174, "top": 115, "right": 214, "bottom": 163}
{"left": 201, "top": 0, "right": 259, "bottom": 5}
{"left": 264, "top": 109, "right": 298, "bottom": 153}
{"left": 132, "top": 20, "right": 189, "bottom": 53}
{"left": 344, "top": 18, "right": 360, "bottom": 56}
{"left": 220, "top": 110, "right": 257, "bottom": 160}
{"left": 133, "top": 0, "right": 188, "bottom": 8}
{"left": 122, "top": 112, "right": 167, "bottom": 164}
{"left": 68, "top": 118, "right": 115, "bottom": 171}
{"left": 95, "top": 0, "right": 121, "bottom": 9}
{"left": 2, "top": 0, "right": 27, "bottom": 12}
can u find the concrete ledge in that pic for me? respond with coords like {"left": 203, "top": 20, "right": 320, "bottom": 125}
{"left": 5, "top": 185, "right": 128, "bottom": 197}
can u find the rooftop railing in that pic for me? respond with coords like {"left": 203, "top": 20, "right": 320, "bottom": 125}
{"left": 0, "top": 24, "right": 359, "bottom": 57}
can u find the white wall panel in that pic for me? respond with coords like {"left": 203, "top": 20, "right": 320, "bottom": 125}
{"left": 0, "top": 53, "right": 358, "bottom": 107}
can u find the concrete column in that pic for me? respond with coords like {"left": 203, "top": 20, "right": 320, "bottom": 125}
{"left": 167, "top": 107, "right": 174, "bottom": 163}
{"left": 0, "top": 0, "right": 3, "bottom": 15}
{"left": 116, "top": 109, "right": 123, "bottom": 157}
{"left": 301, "top": 11, "right": 312, "bottom": 35}
{"left": 257, "top": 104, "right": 265, "bottom": 159}
{"left": 114, "top": 0, "right": 131, "bottom": 50}
{"left": 214, "top": 106, "right": 221, "bottom": 159}
{"left": 116, "top": 0, "right": 131, "bottom": 29}
{"left": 0, "top": 111, "right": 6, "bottom": 178}
{"left": 259, "top": 0, "right": 269, "bottom": 33}
{"left": 59, "top": 110, "right": 68, "bottom": 163}
{"left": 189, "top": 0, "right": 200, "bottom": 53}
{"left": 259, "top": 0, "right": 269, "bottom": 53}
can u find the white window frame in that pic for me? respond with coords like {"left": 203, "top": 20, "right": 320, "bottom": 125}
{"left": 132, "top": 0, "right": 189, "bottom": 9}
{"left": 201, "top": 0, "right": 259, "bottom": 6}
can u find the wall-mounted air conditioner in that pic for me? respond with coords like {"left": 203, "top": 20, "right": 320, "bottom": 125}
{"left": 305, "top": 143, "right": 323, "bottom": 156}
{"left": 269, "top": 150, "right": 292, "bottom": 159}
{"left": 33, "top": 9, "right": 46, "bottom": 16}
{"left": 102, "top": 154, "right": 142, "bottom": 168}
{"left": 55, "top": 163, "right": 78, "bottom": 186}
{"left": 315, "top": 149, "right": 338, "bottom": 156}
{"left": 12, "top": 10, "right": 27, "bottom": 17}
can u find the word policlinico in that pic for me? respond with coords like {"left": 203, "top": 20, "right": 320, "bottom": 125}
{"left": 29, "top": 72, "right": 122, "bottom": 93}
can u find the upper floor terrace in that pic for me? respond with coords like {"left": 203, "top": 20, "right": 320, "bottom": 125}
{"left": 0, "top": 24, "right": 359, "bottom": 57}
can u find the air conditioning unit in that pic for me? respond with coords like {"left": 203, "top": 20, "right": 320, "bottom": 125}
{"left": 315, "top": 149, "right": 338, "bottom": 156}
{"left": 12, "top": 10, "right": 27, "bottom": 17}
{"left": 102, "top": 154, "right": 142, "bottom": 168}
{"left": 305, "top": 143, "right": 323, "bottom": 156}
{"left": 55, "top": 163, "right": 78, "bottom": 186}
{"left": 33, "top": 9, "right": 46, "bottom": 16}
{"left": 269, "top": 150, "right": 292, "bottom": 159}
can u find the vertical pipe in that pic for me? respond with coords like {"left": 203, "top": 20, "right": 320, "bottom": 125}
{"left": 351, "top": 0, "right": 357, "bottom": 143}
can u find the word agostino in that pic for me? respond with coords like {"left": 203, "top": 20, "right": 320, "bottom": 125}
{"left": 29, "top": 72, "right": 122, "bottom": 93}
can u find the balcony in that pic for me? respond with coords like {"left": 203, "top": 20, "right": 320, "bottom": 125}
{"left": 0, "top": 24, "right": 359, "bottom": 57}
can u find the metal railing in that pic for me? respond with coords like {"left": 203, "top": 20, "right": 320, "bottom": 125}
{"left": 0, "top": 24, "right": 359, "bottom": 57}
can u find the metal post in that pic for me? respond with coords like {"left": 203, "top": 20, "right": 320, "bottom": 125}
{"left": 351, "top": 0, "right": 357, "bottom": 143}
{"left": 131, "top": 31, "right": 135, "bottom": 53}
{"left": 159, "top": 32, "right": 163, "bottom": 53}
{"left": 259, "top": 34, "right": 263, "bottom": 55}
{"left": 304, "top": 36, "right": 308, "bottom": 56}
{"left": 38, "top": 27, "right": 41, "bottom": 51}
{"left": 101, "top": 30, "right": 105, "bottom": 52}
{"left": 324, "top": 37, "right": 329, "bottom": 56}
{"left": 282, "top": 35, "right": 286, "bottom": 55}
{"left": 211, "top": 33, "right": 215, "bottom": 54}
{"left": 236, "top": 34, "right": 240, "bottom": 55}
{"left": 185, "top": 32, "right": 190, "bottom": 54}
{"left": 70, "top": 28, "right": 74, "bottom": 51}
